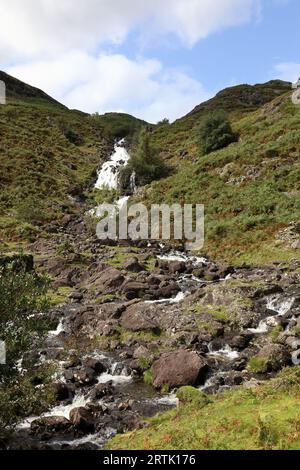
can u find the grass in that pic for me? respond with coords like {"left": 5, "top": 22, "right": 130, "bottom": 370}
{"left": 191, "top": 304, "right": 230, "bottom": 323}
{"left": 137, "top": 92, "right": 300, "bottom": 264}
{"left": 106, "top": 367, "right": 300, "bottom": 450}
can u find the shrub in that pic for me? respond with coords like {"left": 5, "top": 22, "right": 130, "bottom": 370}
{"left": 120, "top": 128, "right": 170, "bottom": 189}
{"left": 198, "top": 111, "right": 237, "bottom": 155}
{"left": 62, "top": 127, "right": 83, "bottom": 146}
{"left": 0, "top": 264, "right": 50, "bottom": 379}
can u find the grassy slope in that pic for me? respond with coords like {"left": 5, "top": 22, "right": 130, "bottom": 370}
{"left": 0, "top": 72, "right": 146, "bottom": 243}
{"left": 107, "top": 367, "right": 300, "bottom": 450}
{"left": 142, "top": 88, "right": 300, "bottom": 264}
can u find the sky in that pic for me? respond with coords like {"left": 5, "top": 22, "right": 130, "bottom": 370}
{"left": 0, "top": 0, "right": 299, "bottom": 123}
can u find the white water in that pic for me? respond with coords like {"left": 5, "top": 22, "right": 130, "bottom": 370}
{"left": 95, "top": 139, "right": 130, "bottom": 190}
{"left": 18, "top": 394, "right": 90, "bottom": 430}
{"left": 97, "top": 362, "right": 132, "bottom": 386}
{"left": 248, "top": 294, "right": 295, "bottom": 334}
{"left": 158, "top": 251, "right": 207, "bottom": 266}
{"left": 199, "top": 372, "right": 227, "bottom": 392}
{"left": 152, "top": 392, "right": 179, "bottom": 407}
{"left": 51, "top": 427, "right": 116, "bottom": 448}
{"left": 145, "top": 291, "right": 187, "bottom": 305}
{"left": 207, "top": 344, "right": 239, "bottom": 360}
{"left": 48, "top": 319, "right": 65, "bottom": 337}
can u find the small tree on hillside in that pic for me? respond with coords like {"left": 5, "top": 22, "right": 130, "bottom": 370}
{"left": 120, "top": 128, "right": 169, "bottom": 188}
{"left": 198, "top": 111, "right": 237, "bottom": 156}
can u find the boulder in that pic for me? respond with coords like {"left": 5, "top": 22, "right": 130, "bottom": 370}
{"left": 31, "top": 416, "right": 72, "bottom": 436}
{"left": 90, "top": 381, "right": 114, "bottom": 399}
{"left": 122, "top": 281, "right": 148, "bottom": 300}
{"left": 121, "top": 304, "right": 159, "bottom": 333}
{"left": 69, "top": 407, "right": 95, "bottom": 433}
{"left": 123, "top": 257, "right": 145, "bottom": 273}
{"left": 252, "top": 344, "right": 291, "bottom": 372}
{"left": 168, "top": 261, "right": 186, "bottom": 274}
{"left": 73, "top": 367, "right": 96, "bottom": 386}
{"left": 51, "top": 382, "right": 71, "bottom": 401}
{"left": 84, "top": 357, "right": 106, "bottom": 374}
{"left": 152, "top": 350, "right": 207, "bottom": 389}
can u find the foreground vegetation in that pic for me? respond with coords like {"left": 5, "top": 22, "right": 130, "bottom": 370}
{"left": 107, "top": 367, "right": 300, "bottom": 450}
{"left": 0, "top": 260, "right": 55, "bottom": 441}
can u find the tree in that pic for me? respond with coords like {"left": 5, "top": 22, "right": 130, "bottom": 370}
{"left": 198, "top": 111, "right": 237, "bottom": 156}
{"left": 120, "top": 128, "right": 169, "bottom": 189}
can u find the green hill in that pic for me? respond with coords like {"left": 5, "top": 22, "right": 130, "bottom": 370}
{"left": 140, "top": 83, "right": 300, "bottom": 263}
{"left": 0, "top": 72, "right": 146, "bottom": 243}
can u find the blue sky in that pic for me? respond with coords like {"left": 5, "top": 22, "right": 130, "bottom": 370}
{"left": 0, "top": 0, "right": 299, "bottom": 122}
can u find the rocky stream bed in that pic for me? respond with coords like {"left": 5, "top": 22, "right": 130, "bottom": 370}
{"left": 6, "top": 141, "right": 300, "bottom": 450}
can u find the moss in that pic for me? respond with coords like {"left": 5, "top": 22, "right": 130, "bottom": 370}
{"left": 143, "top": 370, "right": 153, "bottom": 386}
{"left": 247, "top": 357, "right": 269, "bottom": 374}
{"left": 138, "top": 357, "right": 152, "bottom": 372}
{"left": 48, "top": 287, "right": 73, "bottom": 306}
{"left": 176, "top": 387, "right": 210, "bottom": 407}
{"left": 270, "top": 325, "right": 284, "bottom": 342}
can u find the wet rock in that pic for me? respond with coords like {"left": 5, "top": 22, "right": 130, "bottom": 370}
{"left": 228, "top": 333, "right": 253, "bottom": 351}
{"left": 73, "top": 368, "right": 97, "bottom": 386}
{"left": 31, "top": 417, "right": 73, "bottom": 436}
{"left": 168, "top": 261, "right": 186, "bottom": 274}
{"left": 155, "top": 283, "right": 180, "bottom": 299}
{"left": 84, "top": 357, "right": 106, "bottom": 374}
{"left": 152, "top": 350, "right": 207, "bottom": 389}
{"left": 52, "top": 382, "right": 71, "bottom": 401}
{"left": 90, "top": 381, "right": 114, "bottom": 399}
{"left": 69, "top": 407, "right": 95, "bottom": 433}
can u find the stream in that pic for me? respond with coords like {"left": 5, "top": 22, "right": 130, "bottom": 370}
{"left": 11, "top": 139, "right": 298, "bottom": 450}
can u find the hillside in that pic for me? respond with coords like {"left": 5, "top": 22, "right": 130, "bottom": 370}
{"left": 140, "top": 84, "right": 300, "bottom": 264}
{"left": 0, "top": 72, "right": 299, "bottom": 452}
{"left": 0, "top": 72, "right": 145, "bottom": 244}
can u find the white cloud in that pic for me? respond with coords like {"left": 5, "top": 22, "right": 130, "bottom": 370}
{"left": 0, "top": 0, "right": 261, "bottom": 121}
{"left": 7, "top": 51, "right": 211, "bottom": 122}
{"left": 274, "top": 62, "right": 300, "bottom": 83}
{"left": 0, "top": 0, "right": 259, "bottom": 60}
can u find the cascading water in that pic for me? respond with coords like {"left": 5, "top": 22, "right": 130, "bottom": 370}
{"left": 248, "top": 294, "right": 295, "bottom": 334}
{"left": 95, "top": 139, "right": 130, "bottom": 190}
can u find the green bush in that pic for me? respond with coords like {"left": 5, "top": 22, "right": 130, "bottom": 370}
{"left": 0, "top": 264, "right": 50, "bottom": 379}
{"left": 120, "top": 128, "right": 170, "bottom": 188}
{"left": 198, "top": 111, "right": 237, "bottom": 155}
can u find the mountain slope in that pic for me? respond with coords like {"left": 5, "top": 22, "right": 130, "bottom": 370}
{"left": 0, "top": 72, "right": 146, "bottom": 243}
{"left": 139, "top": 87, "right": 300, "bottom": 263}
{"left": 0, "top": 71, "right": 64, "bottom": 107}
{"left": 151, "top": 80, "right": 291, "bottom": 166}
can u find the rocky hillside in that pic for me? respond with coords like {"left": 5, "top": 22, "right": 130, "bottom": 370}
{"left": 0, "top": 72, "right": 299, "bottom": 451}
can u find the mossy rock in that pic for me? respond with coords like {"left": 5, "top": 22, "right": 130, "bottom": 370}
{"left": 176, "top": 386, "right": 210, "bottom": 407}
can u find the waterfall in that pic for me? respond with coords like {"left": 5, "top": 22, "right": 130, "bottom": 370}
{"left": 95, "top": 139, "right": 130, "bottom": 190}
